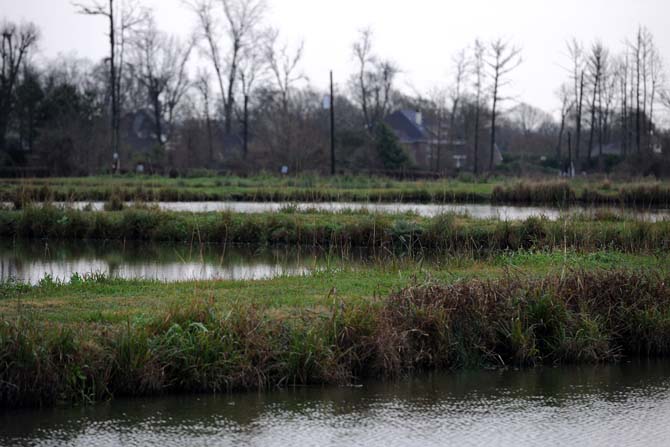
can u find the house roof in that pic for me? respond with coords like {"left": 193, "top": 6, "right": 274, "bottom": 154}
{"left": 385, "top": 110, "right": 432, "bottom": 143}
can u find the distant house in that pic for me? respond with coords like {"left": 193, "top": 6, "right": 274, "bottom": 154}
{"left": 120, "top": 109, "right": 175, "bottom": 172}
{"left": 384, "top": 109, "right": 502, "bottom": 172}
{"left": 121, "top": 110, "right": 165, "bottom": 156}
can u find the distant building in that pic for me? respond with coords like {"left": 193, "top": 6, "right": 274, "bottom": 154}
{"left": 121, "top": 110, "right": 165, "bottom": 157}
{"left": 384, "top": 109, "right": 503, "bottom": 172}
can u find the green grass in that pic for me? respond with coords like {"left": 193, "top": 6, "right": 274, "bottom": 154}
{"left": 3, "top": 174, "right": 670, "bottom": 206}
{"left": 2, "top": 250, "right": 666, "bottom": 325}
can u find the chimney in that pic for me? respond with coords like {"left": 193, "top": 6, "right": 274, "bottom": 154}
{"left": 415, "top": 110, "right": 422, "bottom": 126}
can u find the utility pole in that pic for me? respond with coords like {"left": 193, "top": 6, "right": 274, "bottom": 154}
{"left": 243, "top": 94, "right": 249, "bottom": 159}
{"left": 109, "top": 0, "right": 118, "bottom": 174}
{"left": 330, "top": 71, "right": 336, "bottom": 176}
{"left": 567, "top": 131, "right": 573, "bottom": 178}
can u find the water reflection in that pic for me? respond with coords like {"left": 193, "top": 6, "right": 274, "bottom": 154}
{"left": 2, "top": 361, "right": 670, "bottom": 446}
{"left": 0, "top": 240, "right": 375, "bottom": 285}
{"left": 8, "top": 201, "right": 670, "bottom": 221}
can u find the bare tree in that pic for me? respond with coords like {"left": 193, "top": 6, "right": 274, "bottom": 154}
{"left": 511, "top": 103, "right": 544, "bottom": 136}
{"left": 601, "top": 58, "right": 619, "bottom": 155}
{"left": 188, "top": 1, "right": 224, "bottom": 118}
{"left": 221, "top": 0, "right": 265, "bottom": 135}
{"left": 641, "top": 28, "right": 652, "bottom": 149}
{"left": 427, "top": 87, "right": 448, "bottom": 172}
{"left": 661, "top": 89, "right": 670, "bottom": 116}
{"left": 75, "top": 0, "right": 147, "bottom": 171}
{"left": 187, "top": 0, "right": 266, "bottom": 135}
{"left": 486, "top": 38, "right": 521, "bottom": 171}
{"left": 628, "top": 48, "right": 637, "bottom": 156}
{"left": 351, "top": 28, "right": 399, "bottom": 134}
{"left": 195, "top": 70, "right": 215, "bottom": 163}
{"left": 617, "top": 53, "right": 630, "bottom": 156}
{"left": 586, "top": 41, "right": 607, "bottom": 163}
{"left": 237, "top": 39, "right": 267, "bottom": 159}
{"left": 265, "top": 29, "right": 305, "bottom": 114}
{"left": 648, "top": 42, "right": 664, "bottom": 151}
{"left": 472, "top": 38, "right": 485, "bottom": 175}
{"left": 131, "top": 15, "right": 194, "bottom": 148}
{"left": 238, "top": 38, "right": 266, "bottom": 101}
{"left": 352, "top": 28, "right": 374, "bottom": 133}
{"left": 448, "top": 48, "right": 469, "bottom": 151}
{"left": 555, "top": 84, "right": 573, "bottom": 162}
{"left": 263, "top": 29, "right": 306, "bottom": 158}
{"left": 369, "top": 60, "right": 399, "bottom": 126}
{"left": 567, "top": 39, "right": 586, "bottom": 164}
{"left": 629, "top": 26, "right": 651, "bottom": 154}
{"left": 0, "top": 21, "right": 39, "bottom": 151}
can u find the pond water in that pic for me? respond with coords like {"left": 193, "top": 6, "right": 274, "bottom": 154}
{"left": 2, "top": 361, "right": 670, "bottom": 446}
{"left": 9, "top": 201, "right": 670, "bottom": 221}
{"left": 0, "top": 240, "right": 392, "bottom": 285}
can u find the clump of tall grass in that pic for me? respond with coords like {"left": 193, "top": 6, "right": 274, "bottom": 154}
{"left": 0, "top": 320, "right": 111, "bottom": 407}
{"left": 600, "top": 179, "right": 613, "bottom": 190}
{"left": 617, "top": 183, "right": 670, "bottom": 207}
{"left": 376, "top": 270, "right": 637, "bottom": 369}
{"left": 278, "top": 203, "right": 301, "bottom": 214}
{"left": 588, "top": 208, "right": 626, "bottom": 222}
{"left": 103, "top": 193, "right": 125, "bottom": 211}
{"left": 492, "top": 181, "right": 576, "bottom": 206}
{"left": 7, "top": 185, "right": 55, "bottom": 210}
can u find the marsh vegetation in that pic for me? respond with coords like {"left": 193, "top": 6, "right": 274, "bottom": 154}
{"left": 2, "top": 268, "right": 670, "bottom": 407}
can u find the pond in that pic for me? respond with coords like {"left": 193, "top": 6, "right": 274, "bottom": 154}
{"left": 0, "top": 240, "right": 392, "bottom": 285}
{"left": 2, "top": 361, "right": 670, "bottom": 446}
{"left": 10, "top": 201, "right": 670, "bottom": 221}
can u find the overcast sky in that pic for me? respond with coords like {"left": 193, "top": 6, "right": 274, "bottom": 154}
{"left": 2, "top": 0, "right": 669, "bottom": 116}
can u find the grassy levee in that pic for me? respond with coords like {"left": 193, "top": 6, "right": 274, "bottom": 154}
{"left": 3, "top": 175, "right": 670, "bottom": 207}
{"left": 0, "top": 206, "right": 669, "bottom": 253}
{"left": 0, "top": 175, "right": 492, "bottom": 205}
{"left": 2, "top": 267, "right": 670, "bottom": 407}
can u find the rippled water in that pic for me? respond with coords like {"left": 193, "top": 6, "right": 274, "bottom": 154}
{"left": 8, "top": 201, "right": 670, "bottom": 221}
{"left": 0, "top": 240, "right": 382, "bottom": 285}
{"left": 2, "top": 361, "right": 670, "bottom": 446}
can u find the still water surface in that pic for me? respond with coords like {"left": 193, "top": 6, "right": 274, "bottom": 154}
{"left": 2, "top": 361, "right": 670, "bottom": 446}
{"left": 0, "top": 240, "right": 385, "bottom": 285}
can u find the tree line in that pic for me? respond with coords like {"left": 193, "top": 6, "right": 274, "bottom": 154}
{"left": 1, "top": 0, "right": 670, "bottom": 177}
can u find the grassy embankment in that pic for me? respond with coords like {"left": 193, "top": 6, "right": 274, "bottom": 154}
{"left": 0, "top": 206, "right": 668, "bottom": 253}
{"left": 1, "top": 251, "right": 670, "bottom": 407}
{"left": 3, "top": 175, "right": 670, "bottom": 206}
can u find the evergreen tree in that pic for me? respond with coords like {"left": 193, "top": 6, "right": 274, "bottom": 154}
{"left": 375, "top": 123, "right": 411, "bottom": 170}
